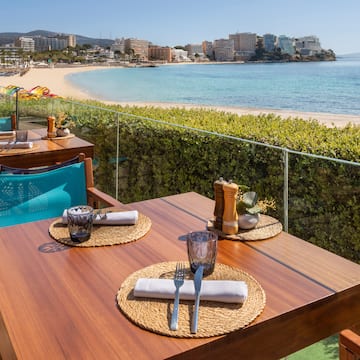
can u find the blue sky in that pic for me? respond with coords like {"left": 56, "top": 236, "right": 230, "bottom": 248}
{"left": 3, "top": 0, "right": 360, "bottom": 55}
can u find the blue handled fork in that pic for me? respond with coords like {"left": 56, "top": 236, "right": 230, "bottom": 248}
{"left": 170, "top": 262, "right": 185, "bottom": 330}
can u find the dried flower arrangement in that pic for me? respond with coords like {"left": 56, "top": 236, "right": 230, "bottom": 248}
{"left": 236, "top": 186, "right": 276, "bottom": 215}
{"left": 55, "top": 112, "right": 76, "bottom": 129}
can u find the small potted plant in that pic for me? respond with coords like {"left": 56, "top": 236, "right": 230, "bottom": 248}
{"left": 236, "top": 187, "right": 276, "bottom": 230}
{"left": 55, "top": 112, "right": 76, "bottom": 137}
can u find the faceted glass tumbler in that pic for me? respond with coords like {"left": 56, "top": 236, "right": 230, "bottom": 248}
{"left": 67, "top": 205, "right": 94, "bottom": 242}
{"left": 187, "top": 231, "right": 218, "bottom": 276}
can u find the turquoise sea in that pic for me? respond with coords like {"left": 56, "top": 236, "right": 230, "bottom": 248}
{"left": 67, "top": 54, "right": 360, "bottom": 115}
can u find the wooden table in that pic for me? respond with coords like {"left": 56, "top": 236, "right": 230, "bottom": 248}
{"left": 0, "top": 192, "right": 360, "bottom": 359}
{"left": 0, "top": 128, "right": 94, "bottom": 168}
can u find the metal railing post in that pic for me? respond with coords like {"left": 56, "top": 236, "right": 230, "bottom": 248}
{"left": 115, "top": 113, "right": 120, "bottom": 201}
{"left": 283, "top": 149, "right": 289, "bottom": 232}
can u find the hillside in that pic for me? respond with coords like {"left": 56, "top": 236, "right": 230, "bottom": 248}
{"left": 0, "top": 30, "right": 114, "bottom": 48}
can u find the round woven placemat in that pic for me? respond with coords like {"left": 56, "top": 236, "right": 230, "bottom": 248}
{"left": 42, "top": 133, "right": 75, "bottom": 140}
{"left": 207, "top": 214, "right": 282, "bottom": 241}
{"left": 48, "top": 213, "right": 151, "bottom": 247}
{"left": 0, "top": 143, "right": 40, "bottom": 155}
{"left": 116, "top": 262, "right": 266, "bottom": 338}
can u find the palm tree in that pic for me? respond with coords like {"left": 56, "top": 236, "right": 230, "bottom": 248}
{"left": 126, "top": 48, "right": 135, "bottom": 62}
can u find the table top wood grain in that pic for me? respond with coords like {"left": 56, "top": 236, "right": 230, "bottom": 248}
{"left": 0, "top": 128, "right": 94, "bottom": 168}
{"left": 0, "top": 192, "right": 359, "bottom": 360}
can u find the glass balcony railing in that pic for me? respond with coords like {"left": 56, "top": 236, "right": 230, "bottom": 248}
{"left": 2, "top": 94, "right": 360, "bottom": 264}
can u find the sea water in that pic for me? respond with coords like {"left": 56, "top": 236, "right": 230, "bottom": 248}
{"left": 67, "top": 54, "right": 360, "bottom": 115}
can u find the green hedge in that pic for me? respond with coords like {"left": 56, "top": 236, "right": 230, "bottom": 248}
{"left": 60, "top": 101, "right": 359, "bottom": 263}
{"left": 1, "top": 97, "right": 359, "bottom": 263}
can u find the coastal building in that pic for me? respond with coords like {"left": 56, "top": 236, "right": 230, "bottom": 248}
{"left": 202, "top": 41, "right": 214, "bottom": 60}
{"left": 0, "top": 45, "right": 22, "bottom": 66}
{"left": 124, "top": 38, "right": 149, "bottom": 61}
{"left": 111, "top": 38, "right": 126, "bottom": 54}
{"left": 148, "top": 45, "right": 172, "bottom": 62}
{"left": 83, "top": 45, "right": 106, "bottom": 62}
{"left": 97, "top": 47, "right": 114, "bottom": 59}
{"left": 67, "top": 35, "right": 76, "bottom": 48}
{"left": 229, "top": 32, "right": 256, "bottom": 60}
{"left": 295, "top": 36, "right": 322, "bottom": 55}
{"left": 28, "top": 34, "right": 76, "bottom": 52}
{"left": 263, "top": 33, "right": 277, "bottom": 52}
{"left": 172, "top": 48, "right": 190, "bottom": 62}
{"left": 14, "top": 37, "right": 35, "bottom": 52}
{"left": 277, "top": 35, "right": 295, "bottom": 55}
{"left": 229, "top": 32, "right": 257, "bottom": 51}
{"left": 213, "top": 38, "right": 234, "bottom": 61}
{"left": 34, "top": 36, "right": 66, "bottom": 52}
{"left": 184, "top": 44, "right": 204, "bottom": 60}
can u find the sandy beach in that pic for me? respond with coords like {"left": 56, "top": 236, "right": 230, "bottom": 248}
{"left": 0, "top": 66, "right": 359, "bottom": 128}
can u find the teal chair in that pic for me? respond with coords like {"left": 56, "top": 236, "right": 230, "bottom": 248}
{"left": 0, "top": 116, "right": 15, "bottom": 131}
{"left": 0, "top": 154, "right": 122, "bottom": 227}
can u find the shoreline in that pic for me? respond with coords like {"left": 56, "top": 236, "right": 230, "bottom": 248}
{"left": 0, "top": 66, "right": 359, "bottom": 128}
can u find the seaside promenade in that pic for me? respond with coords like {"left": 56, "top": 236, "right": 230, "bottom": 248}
{"left": 0, "top": 66, "right": 359, "bottom": 128}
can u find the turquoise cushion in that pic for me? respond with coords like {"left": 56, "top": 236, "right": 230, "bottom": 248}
{"left": 0, "top": 117, "right": 12, "bottom": 131}
{"left": 0, "top": 162, "right": 88, "bottom": 227}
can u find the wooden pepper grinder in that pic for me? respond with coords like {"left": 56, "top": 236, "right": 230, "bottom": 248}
{"left": 11, "top": 113, "right": 17, "bottom": 130}
{"left": 222, "top": 180, "right": 239, "bottom": 235}
{"left": 47, "top": 116, "right": 57, "bottom": 138}
{"left": 213, "top": 177, "right": 226, "bottom": 230}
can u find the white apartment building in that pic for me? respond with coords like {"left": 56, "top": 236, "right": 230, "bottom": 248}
{"left": 15, "top": 34, "right": 76, "bottom": 52}
{"left": 295, "top": 36, "right": 322, "bottom": 55}
{"left": 213, "top": 39, "right": 234, "bottom": 61}
{"left": 0, "top": 45, "right": 22, "bottom": 66}
{"left": 14, "top": 37, "right": 35, "bottom": 52}
{"left": 172, "top": 49, "right": 190, "bottom": 62}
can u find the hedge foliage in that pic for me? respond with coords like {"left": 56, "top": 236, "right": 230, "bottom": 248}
{"left": 103, "top": 103, "right": 360, "bottom": 162}
{"left": 1, "top": 97, "right": 359, "bottom": 263}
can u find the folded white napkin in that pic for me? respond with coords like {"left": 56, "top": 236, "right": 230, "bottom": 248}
{"left": 62, "top": 209, "right": 138, "bottom": 225}
{"left": 134, "top": 278, "right": 248, "bottom": 303}
{"left": 0, "top": 141, "right": 33, "bottom": 149}
{"left": 0, "top": 131, "right": 15, "bottom": 138}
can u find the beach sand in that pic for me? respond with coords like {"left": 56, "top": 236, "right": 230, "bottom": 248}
{"left": 0, "top": 66, "right": 359, "bottom": 128}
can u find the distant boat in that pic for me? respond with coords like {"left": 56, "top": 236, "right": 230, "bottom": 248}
{"left": 134, "top": 63, "right": 158, "bottom": 68}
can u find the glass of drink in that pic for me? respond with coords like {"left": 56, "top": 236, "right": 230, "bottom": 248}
{"left": 67, "top": 205, "right": 94, "bottom": 242}
{"left": 187, "top": 231, "right": 218, "bottom": 276}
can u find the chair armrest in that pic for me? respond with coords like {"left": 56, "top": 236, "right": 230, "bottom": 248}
{"left": 339, "top": 329, "right": 360, "bottom": 360}
{"left": 87, "top": 187, "right": 123, "bottom": 209}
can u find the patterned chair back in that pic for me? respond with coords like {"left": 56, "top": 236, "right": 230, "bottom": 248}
{"left": 0, "top": 161, "right": 87, "bottom": 227}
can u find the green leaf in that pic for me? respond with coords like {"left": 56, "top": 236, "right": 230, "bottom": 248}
{"left": 247, "top": 205, "right": 262, "bottom": 214}
{"left": 242, "top": 191, "right": 258, "bottom": 207}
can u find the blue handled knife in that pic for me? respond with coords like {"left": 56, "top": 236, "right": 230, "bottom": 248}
{"left": 191, "top": 265, "right": 204, "bottom": 333}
